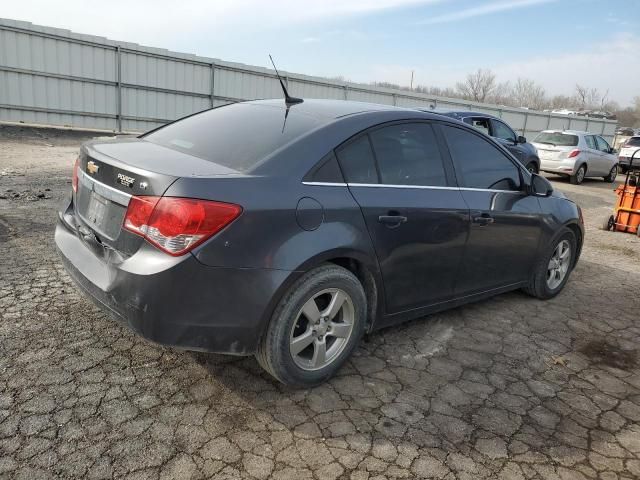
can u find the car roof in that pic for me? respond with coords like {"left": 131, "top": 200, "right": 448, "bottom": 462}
{"left": 415, "top": 108, "right": 502, "bottom": 121}
{"left": 244, "top": 98, "right": 411, "bottom": 120}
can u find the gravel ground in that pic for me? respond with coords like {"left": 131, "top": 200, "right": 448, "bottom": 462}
{"left": 1, "top": 124, "right": 639, "bottom": 480}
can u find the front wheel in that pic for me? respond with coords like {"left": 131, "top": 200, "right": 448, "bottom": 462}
{"left": 523, "top": 229, "right": 577, "bottom": 299}
{"left": 604, "top": 164, "right": 618, "bottom": 183}
{"left": 256, "top": 264, "right": 366, "bottom": 387}
{"left": 570, "top": 165, "right": 586, "bottom": 185}
{"left": 601, "top": 214, "right": 615, "bottom": 231}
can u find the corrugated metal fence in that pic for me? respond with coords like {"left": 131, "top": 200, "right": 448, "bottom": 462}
{"left": 0, "top": 18, "right": 617, "bottom": 140}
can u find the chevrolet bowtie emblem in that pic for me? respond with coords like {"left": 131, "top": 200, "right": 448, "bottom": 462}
{"left": 86, "top": 161, "right": 99, "bottom": 175}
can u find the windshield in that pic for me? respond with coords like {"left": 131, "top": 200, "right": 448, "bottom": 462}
{"left": 534, "top": 132, "right": 578, "bottom": 147}
{"left": 143, "top": 103, "right": 323, "bottom": 172}
{"left": 625, "top": 137, "right": 640, "bottom": 147}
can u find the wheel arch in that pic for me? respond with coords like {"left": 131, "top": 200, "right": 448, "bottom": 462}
{"left": 256, "top": 249, "right": 384, "bottom": 347}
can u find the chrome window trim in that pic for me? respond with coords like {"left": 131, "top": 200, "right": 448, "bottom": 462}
{"left": 301, "top": 180, "right": 522, "bottom": 195}
{"left": 78, "top": 169, "right": 132, "bottom": 206}
{"left": 301, "top": 181, "right": 348, "bottom": 187}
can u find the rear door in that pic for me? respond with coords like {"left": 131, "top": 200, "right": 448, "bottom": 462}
{"left": 584, "top": 135, "right": 601, "bottom": 173}
{"left": 439, "top": 124, "right": 542, "bottom": 294}
{"left": 336, "top": 122, "right": 469, "bottom": 315}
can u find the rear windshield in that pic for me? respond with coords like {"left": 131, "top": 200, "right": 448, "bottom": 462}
{"left": 534, "top": 132, "right": 579, "bottom": 147}
{"left": 626, "top": 137, "right": 640, "bottom": 147}
{"left": 143, "top": 103, "right": 323, "bottom": 172}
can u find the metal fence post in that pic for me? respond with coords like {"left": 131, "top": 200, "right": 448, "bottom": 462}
{"left": 521, "top": 112, "right": 528, "bottom": 136}
{"left": 115, "top": 46, "right": 122, "bottom": 133}
{"left": 392, "top": 94, "right": 397, "bottom": 106}
{"left": 567, "top": 117, "right": 572, "bottom": 130}
{"left": 344, "top": 85, "right": 348, "bottom": 100}
{"left": 546, "top": 114, "right": 552, "bottom": 129}
{"left": 210, "top": 62, "right": 216, "bottom": 108}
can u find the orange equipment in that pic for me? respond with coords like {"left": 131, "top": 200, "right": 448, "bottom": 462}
{"left": 602, "top": 151, "right": 640, "bottom": 236}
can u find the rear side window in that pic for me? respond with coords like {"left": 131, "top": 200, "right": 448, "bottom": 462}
{"left": 626, "top": 137, "right": 640, "bottom": 147}
{"left": 534, "top": 132, "right": 578, "bottom": 147}
{"left": 442, "top": 126, "right": 521, "bottom": 191}
{"left": 585, "top": 136, "right": 596, "bottom": 149}
{"left": 304, "top": 152, "right": 344, "bottom": 183}
{"left": 335, "top": 135, "right": 378, "bottom": 183}
{"left": 468, "top": 117, "right": 490, "bottom": 136}
{"left": 369, "top": 123, "right": 447, "bottom": 186}
{"left": 143, "top": 103, "right": 322, "bottom": 172}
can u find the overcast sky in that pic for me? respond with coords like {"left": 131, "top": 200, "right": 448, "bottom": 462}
{"left": 1, "top": 0, "right": 638, "bottom": 106}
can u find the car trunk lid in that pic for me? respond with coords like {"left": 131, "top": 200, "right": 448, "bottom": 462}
{"left": 74, "top": 138, "right": 238, "bottom": 256}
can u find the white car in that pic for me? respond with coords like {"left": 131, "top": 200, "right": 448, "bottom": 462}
{"left": 532, "top": 130, "right": 618, "bottom": 185}
{"left": 618, "top": 136, "right": 640, "bottom": 173}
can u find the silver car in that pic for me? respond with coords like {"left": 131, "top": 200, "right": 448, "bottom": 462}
{"left": 532, "top": 130, "right": 618, "bottom": 185}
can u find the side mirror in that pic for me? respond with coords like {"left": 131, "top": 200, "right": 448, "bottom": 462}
{"left": 530, "top": 173, "right": 553, "bottom": 197}
{"left": 517, "top": 135, "right": 527, "bottom": 144}
{"left": 609, "top": 147, "right": 617, "bottom": 154}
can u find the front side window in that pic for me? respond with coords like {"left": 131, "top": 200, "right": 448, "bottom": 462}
{"left": 595, "top": 136, "right": 610, "bottom": 153}
{"left": 625, "top": 137, "right": 640, "bottom": 147}
{"left": 491, "top": 120, "right": 517, "bottom": 142}
{"left": 585, "top": 136, "right": 596, "bottom": 149}
{"left": 442, "top": 125, "right": 521, "bottom": 191}
{"left": 368, "top": 123, "right": 447, "bottom": 186}
{"left": 335, "top": 135, "right": 378, "bottom": 184}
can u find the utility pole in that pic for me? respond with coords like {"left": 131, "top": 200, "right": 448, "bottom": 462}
{"left": 410, "top": 70, "right": 414, "bottom": 91}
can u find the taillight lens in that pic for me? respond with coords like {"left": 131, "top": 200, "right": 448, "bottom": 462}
{"left": 72, "top": 157, "right": 80, "bottom": 192}
{"left": 123, "top": 196, "right": 242, "bottom": 256}
{"left": 567, "top": 149, "right": 580, "bottom": 158}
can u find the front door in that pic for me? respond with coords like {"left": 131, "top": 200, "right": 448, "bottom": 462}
{"left": 439, "top": 124, "right": 542, "bottom": 295}
{"left": 335, "top": 122, "right": 469, "bottom": 314}
{"left": 490, "top": 118, "right": 526, "bottom": 163}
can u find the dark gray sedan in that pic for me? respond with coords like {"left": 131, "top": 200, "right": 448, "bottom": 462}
{"left": 56, "top": 99, "right": 583, "bottom": 386}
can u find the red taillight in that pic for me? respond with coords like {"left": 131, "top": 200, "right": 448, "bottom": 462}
{"left": 123, "top": 196, "right": 242, "bottom": 256}
{"left": 567, "top": 149, "right": 580, "bottom": 158}
{"left": 72, "top": 157, "right": 80, "bottom": 192}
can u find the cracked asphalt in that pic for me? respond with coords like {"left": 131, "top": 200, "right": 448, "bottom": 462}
{"left": 1, "top": 125, "right": 639, "bottom": 480}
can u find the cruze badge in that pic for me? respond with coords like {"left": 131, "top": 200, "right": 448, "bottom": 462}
{"left": 86, "top": 161, "right": 99, "bottom": 174}
{"left": 117, "top": 173, "right": 136, "bottom": 188}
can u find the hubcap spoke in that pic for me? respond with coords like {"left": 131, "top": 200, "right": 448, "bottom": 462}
{"left": 328, "top": 322, "right": 351, "bottom": 338}
{"left": 290, "top": 329, "right": 315, "bottom": 355}
{"left": 301, "top": 298, "right": 321, "bottom": 323}
{"left": 311, "top": 340, "right": 326, "bottom": 368}
{"left": 323, "top": 290, "right": 347, "bottom": 320}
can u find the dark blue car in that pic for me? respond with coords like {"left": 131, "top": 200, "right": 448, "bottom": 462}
{"left": 56, "top": 99, "right": 582, "bottom": 386}
{"left": 419, "top": 109, "right": 541, "bottom": 173}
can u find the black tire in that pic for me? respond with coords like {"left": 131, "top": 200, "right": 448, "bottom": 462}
{"left": 256, "top": 264, "right": 366, "bottom": 387}
{"left": 570, "top": 165, "right": 586, "bottom": 185}
{"left": 523, "top": 229, "right": 577, "bottom": 300}
{"left": 601, "top": 215, "right": 615, "bottom": 231}
{"left": 604, "top": 164, "right": 618, "bottom": 183}
{"left": 620, "top": 165, "right": 629, "bottom": 175}
{"left": 525, "top": 161, "right": 539, "bottom": 174}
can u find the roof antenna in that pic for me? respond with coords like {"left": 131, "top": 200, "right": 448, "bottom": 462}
{"left": 269, "top": 55, "right": 303, "bottom": 106}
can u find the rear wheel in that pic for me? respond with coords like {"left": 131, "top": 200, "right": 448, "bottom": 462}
{"left": 604, "top": 164, "right": 618, "bottom": 183}
{"left": 256, "top": 264, "right": 366, "bottom": 387}
{"left": 523, "top": 229, "right": 576, "bottom": 299}
{"left": 570, "top": 165, "right": 586, "bottom": 185}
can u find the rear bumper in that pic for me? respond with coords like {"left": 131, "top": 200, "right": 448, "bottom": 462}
{"left": 540, "top": 158, "right": 578, "bottom": 175}
{"left": 55, "top": 202, "right": 293, "bottom": 355}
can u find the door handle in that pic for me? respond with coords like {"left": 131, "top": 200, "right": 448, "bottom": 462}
{"left": 472, "top": 213, "right": 495, "bottom": 226}
{"left": 378, "top": 215, "right": 408, "bottom": 227}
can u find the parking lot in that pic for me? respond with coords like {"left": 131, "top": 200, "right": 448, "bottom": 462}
{"left": 0, "top": 125, "right": 639, "bottom": 480}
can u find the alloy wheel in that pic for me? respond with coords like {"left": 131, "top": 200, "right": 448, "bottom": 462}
{"left": 289, "top": 288, "right": 355, "bottom": 371}
{"left": 546, "top": 239, "right": 571, "bottom": 290}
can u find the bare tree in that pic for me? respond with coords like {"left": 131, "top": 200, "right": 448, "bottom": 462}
{"left": 511, "top": 78, "right": 546, "bottom": 110}
{"left": 575, "top": 84, "right": 601, "bottom": 109}
{"left": 488, "top": 81, "right": 512, "bottom": 105}
{"left": 456, "top": 69, "right": 496, "bottom": 102}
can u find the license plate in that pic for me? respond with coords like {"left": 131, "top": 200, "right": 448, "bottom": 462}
{"left": 86, "top": 192, "right": 109, "bottom": 226}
